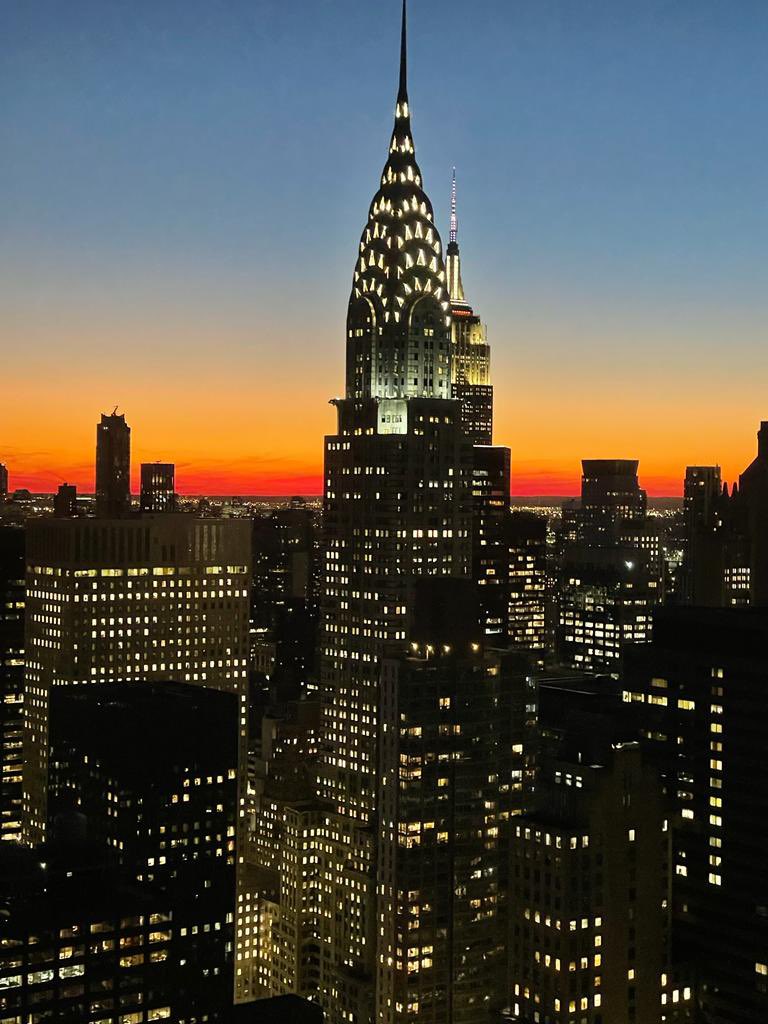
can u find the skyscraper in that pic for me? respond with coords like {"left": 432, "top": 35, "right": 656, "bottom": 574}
{"left": 557, "top": 459, "right": 661, "bottom": 673}
{"left": 244, "top": 6, "right": 525, "bottom": 1020}
{"left": 50, "top": 680, "right": 239, "bottom": 1018}
{"left": 95, "top": 410, "right": 131, "bottom": 516}
{"left": 674, "top": 424, "right": 768, "bottom": 608}
{"left": 447, "top": 171, "right": 493, "bottom": 446}
{"left": 472, "top": 444, "right": 511, "bottom": 640}
{"left": 0, "top": 464, "right": 8, "bottom": 503}
{"left": 53, "top": 482, "right": 77, "bottom": 517}
{"left": 23, "top": 514, "right": 250, "bottom": 845}
{"left": 727, "top": 421, "right": 768, "bottom": 605}
{"left": 624, "top": 607, "right": 768, "bottom": 1024}
{"left": 0, "top": 526, "right": 24, "bottom": 842}
{"left": 507, "top": 510, "right": 548, "bottom": 651}
{"left": 319, "top": 10, "right": 475, "bottom": 1014}
{"left": 681, "top": 466, "right": 722, "bottom": 605}
{"left": 565, "top": 459, "right": 647, "bottom": 542}
{"left": 140, "top": 461, "right": 176, "bottom": 513}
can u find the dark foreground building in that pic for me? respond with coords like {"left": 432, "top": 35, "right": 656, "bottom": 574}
{"left": 49, "top": 681, "right": 238, "bottom": 1021}
{"left": 506, "top": 676, "right": 683, "bottom": 1024}
{"left": 0, "top": 842, "right": 176, "bottom": 1023}
{"left": 0, "top": 525, "right": 24, "bottom": 842}
{"left": 624, "top": 607, "right": 768, "bottom": 1024}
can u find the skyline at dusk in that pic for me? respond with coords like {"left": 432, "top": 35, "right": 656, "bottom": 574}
{"left": 5, "top": 5, "right": 768, "bottom": 1022}
{"left": 4, "top": 0, "right": 768, "bottom": 495}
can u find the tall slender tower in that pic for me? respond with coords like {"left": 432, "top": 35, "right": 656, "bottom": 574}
{"left": 446, "top": 172, "right": 493, "bottom": 445}
{"left": 95, "top": 410, "right": 131, "bottom": 516}
{"left": 317, "top": 5, "right": 515, "bottom": 1021}
{"left": 246, "top": 8, "right": 523, "bottom": 1020}
{"left": 322, "top": 0, "right": 472, "bottom": 819}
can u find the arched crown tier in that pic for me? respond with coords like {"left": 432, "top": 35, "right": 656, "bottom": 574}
{"left": 345, "top": 1, "right": 451, "bottom": 402}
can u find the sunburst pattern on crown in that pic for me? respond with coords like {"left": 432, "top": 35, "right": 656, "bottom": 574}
{"left": 345, "top": 1, "right": 452, "bottom": 403}
{"left": 351, "top": 100, "right": 449, "bottom": 325}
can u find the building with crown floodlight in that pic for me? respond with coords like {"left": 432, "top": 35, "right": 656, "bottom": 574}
{"left": 242, "top": 5, "right": 528, "bottom": 1022}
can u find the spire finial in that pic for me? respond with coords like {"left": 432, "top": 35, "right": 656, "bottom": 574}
{"left": 398, "top": 0, "right": 408, "bottom": 103}
{"left": 450, "top": 167, "right": 458, "bottom": 245}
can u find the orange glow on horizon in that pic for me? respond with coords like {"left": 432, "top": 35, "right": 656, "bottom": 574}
{"left": 1, "top": 321, "right": 763, "bottom": 502}
{"left": 4, "top": 456, "right": 756, "bottom": 501}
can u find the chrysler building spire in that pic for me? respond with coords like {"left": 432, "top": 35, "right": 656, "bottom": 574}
{"left": 345, "top": 0, "right": 451, "bottom": 403}
{"left": 398, "top": 0, "right": 408, "bottom": 104}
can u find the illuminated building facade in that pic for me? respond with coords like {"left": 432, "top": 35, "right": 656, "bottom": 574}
{"left": 22, "top": 514, "right": 250, "bottom": 847}
{"left": 244, "top": 6, "right": 520, "bottom": 1021}
{"left": 377, "top": 642, "right": 530, "bottom": 1022}
{"left": 95, "top": 411, "right": 131, "bottom": 517}
{"left": 0, "top": 526, "right": 24, "bottom": 842}
{"left": 558, "top": 460, "right": 661, "bottom": 673}
{"left": 140, "top": 462, "right": 176, "bottom": 513}
{"left": 472, "top": 446, "right": 511, "bottom": 640}
{"left": 447, "top": 170, "right": 493, "bottom": 447}
{"left": 624, "top": 607, "right": 768, "bottom": 1024}
{"left": 507, "top": 511, "right": 548, "bottom": 652}
{"left": 557, "top": 548, "right": 656, "bottom": 675}
{"left": 316, "top": 11, "right": 479, "bottom": 1016}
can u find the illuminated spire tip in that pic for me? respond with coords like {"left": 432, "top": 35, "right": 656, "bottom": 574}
{"left": 450, "top": 167, "right": 458, "bottom": 245}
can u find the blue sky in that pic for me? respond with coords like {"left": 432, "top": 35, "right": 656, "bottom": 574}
{"left": 2, "top": 0, "right": 768, "bottom": 493}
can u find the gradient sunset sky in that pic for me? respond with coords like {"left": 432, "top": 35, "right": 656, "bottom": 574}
{"left": 3, "top": 0, "right": 768, "bottom": 496}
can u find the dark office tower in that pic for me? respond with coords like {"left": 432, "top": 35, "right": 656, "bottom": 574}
{"left": 472, "top": 445, "right": 511, "bottom": 640}
{"left": 0, "top": 526, "right": 24, "bottom": 842}
{"left": 447, "top": 170, "right": 493, "bottom": 445}
{"left": 250, "top": 500, "right": 318, "bottom": 703}
{"left": 681, "top": 466, "right": 722, "bottom": 604}
{"left": 623, "top": 607, "right": 768, "bottom": 1024}
{"left": 684, "top": 466, "right": 722, "bottom": 535}
{"left": 0, "top": 843, "right": 177, "bottom": 1023}
{"left": 232, "top": 996, "right": 325, "bottom": 1023}
{"left": 506, "top": 675, "right": 684, "bottom": 1023}
{"left": 53, "top": 482, "right": 77, "bottom": 517}
{"left": 732, "top": 420, "right": 768, "bottom": 605}
{"left": 507, "top": 510, "right": 548, "bottom": 651}
{"left": 578, "top": 459, "right": 646, "bottom": 539}
{"left": 507, "top": 740, "right": 672, "bottom": 1024}
{"left": 140, "top": 461, "right": 176, "bottom": 513}
{"left": 0, "top": 463, "right": 8, "bottom": 502}
{"left": 49, "top": 682, "right": 238, "bottom": 1019}
{"left": 95, "top": 410, "right": 131, "bottom": 516}
{"left": 377, "top": 642, "right": 530, "bottom": 1022}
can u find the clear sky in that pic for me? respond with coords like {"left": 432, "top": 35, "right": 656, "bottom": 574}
{"left": 2, "top": 0, "right": 767, "bottom": 495}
